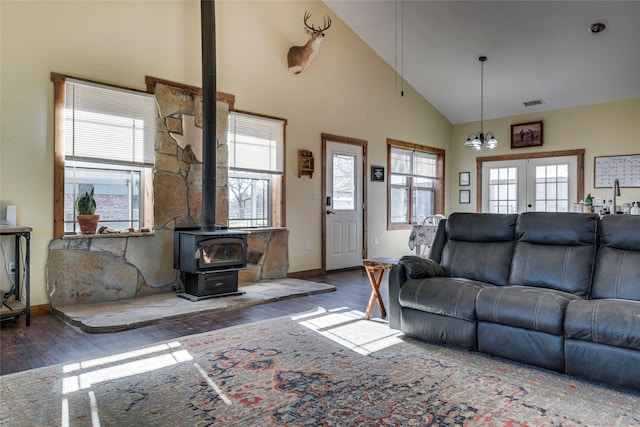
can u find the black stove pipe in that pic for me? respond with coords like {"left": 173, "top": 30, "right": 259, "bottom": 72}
{"left": 201, "top": 0, "right": 217, "bottom": 230}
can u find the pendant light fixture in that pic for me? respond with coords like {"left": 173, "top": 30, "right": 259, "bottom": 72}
{"left": 464, "top": 56, "right": 498, "bottom": 150}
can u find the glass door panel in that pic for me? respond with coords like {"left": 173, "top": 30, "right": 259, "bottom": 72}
{"left": 332, "top": 153, "right": 356, "bottom": 210}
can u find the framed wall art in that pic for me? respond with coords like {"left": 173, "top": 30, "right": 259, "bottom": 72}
{"left": 459, "top": 190, "right": 470, "bottom": 204}
{"left": 459, "top": 172, "right": 470, "bottom": 186}
{"left": 371, "top": 166, "right": 385, "bottom": 182}
{"left": 511, "top": 121, "right": 543, "bottom": 148}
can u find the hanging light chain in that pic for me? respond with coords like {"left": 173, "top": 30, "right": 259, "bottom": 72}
{"left": 480, "top": 57, "right": 484, "bottom": 134}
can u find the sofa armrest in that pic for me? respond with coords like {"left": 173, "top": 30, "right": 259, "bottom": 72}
{"left": 388, "top": 264, "right": 407, "bottom": 330}
{"left": 388, "top": 256, "right": 445, "bottom": 330}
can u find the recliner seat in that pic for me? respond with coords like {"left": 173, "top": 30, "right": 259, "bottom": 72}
{"left": 475, "top": 212, "right": 598, "bottom": 371}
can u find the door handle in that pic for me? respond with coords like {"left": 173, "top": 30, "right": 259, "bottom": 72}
{"left": 326, "top": 210, "right": 335, "bottom": 215}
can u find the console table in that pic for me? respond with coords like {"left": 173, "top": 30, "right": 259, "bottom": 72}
{"left": 0, "top": 226, "right": 31, "bottom": 326}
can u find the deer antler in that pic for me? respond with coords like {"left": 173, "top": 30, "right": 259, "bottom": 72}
{"left": 303, "top": 11, "right": 332, "bottom": 34}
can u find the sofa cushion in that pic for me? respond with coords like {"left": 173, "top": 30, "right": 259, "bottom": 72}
{"left": 565, "top": 299, "right": 640, "bottom": 352}
{"left": 441, "top": 213, "right": 518, "bottom": 286}
{"left": 509, "top": 212, "right": 598, "bottom": 296}
{"left": 446, "top": 212, "right": 518, "bottom": 242}
{"left": 476, "top": 286, "right": 583, "bottom": 335}
{"left": 398, "top": 255, "right": 444, "bottom": 279}
{"left": 597, "top": 214, "right": 640, "bottom": 251}
{"left": 398, "top": 277, "right": 494, "bottom": 322}
{"left": 591, "top": 215, "right": 640, "bottom": 300}
{"left": 515, "top": 211, "right": 598, "bottom": 245}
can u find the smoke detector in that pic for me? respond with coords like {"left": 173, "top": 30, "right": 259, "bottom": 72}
{"left": 588, "top": 23, "right": 606, "bottom": 34}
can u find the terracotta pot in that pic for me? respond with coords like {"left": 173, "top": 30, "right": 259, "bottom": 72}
{"left": 77, "top": 214, "right": 100, "bottom": 235}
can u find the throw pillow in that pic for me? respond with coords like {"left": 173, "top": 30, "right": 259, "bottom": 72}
{"left": 399, "top": 255, "right": 445, "bottom": 279}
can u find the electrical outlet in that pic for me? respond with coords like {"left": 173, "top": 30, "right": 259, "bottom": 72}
{"left": 374, "top": 236, "right": 379, "bottom": 245}
{"left": 306, "top": 241, "right": 311, "bottom": 250}
{"left": 9, "top": 262, "right": 15, "bottom": 273}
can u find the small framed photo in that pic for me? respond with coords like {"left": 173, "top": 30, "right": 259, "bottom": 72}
{"left": 459, "top": 172, "right": 470, "bottom": 186}
{"left": 511, "top": 121, "right": 543, "bottom": 148}
{"left": 371, "top": 166, "right": 385, "bottom": 182}
{"left": 459, "top": 190, "right": 470, "bottom": 204}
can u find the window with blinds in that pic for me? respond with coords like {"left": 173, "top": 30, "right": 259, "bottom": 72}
{"left": 388, "top": 143, "right": 443, "bottom": 227}
{"left": 227, "top": 111, "right": 285, "bottom": 228}
{"left": 64, "top": 79, "right": 156, "bottom": 166}
{"left": 228, "top": 112, "right": 284, "bottom": 174}
{"left": 63, "top": 79, "right": 156, "bottom": 233}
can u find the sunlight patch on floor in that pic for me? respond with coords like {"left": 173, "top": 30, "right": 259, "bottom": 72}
{"left": 63, "top": 341, "right": 183, "bottom": 373}
{"left": 59, "top": 340, "right": 220, "bottom": 426}
{"left": 293, "top": 306, "right": 403, "bottom": 355}
{"left": 62, "top": 345, "right": 193, "bottom": 394}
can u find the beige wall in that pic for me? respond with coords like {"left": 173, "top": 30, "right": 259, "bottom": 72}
{"left": 2, "top": 1, "right": 638, "bottom": 307}
{"left": 0, "top": 1, "right": 450, "bottom": 306}
{"left": 449, "top": 98, "right": 640, "bottom": 213}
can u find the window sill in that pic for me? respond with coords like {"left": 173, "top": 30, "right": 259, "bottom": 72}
{"left": 387, "top": 224, "right": 412, "bottom": 231}
{"left": 231, "top": 227, "right": 287, "bottom": 233}
{"left": 62, "top": 231, "right": 155, "bottom": 239}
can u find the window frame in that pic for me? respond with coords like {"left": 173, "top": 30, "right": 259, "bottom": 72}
{"left": 51, "top": 73, "right": 155, "bottom": 237}
{"left": 64, "top": 161, "right": 151, "bottom": 233}
{"left": 227, "top": 172, "right": 272, "bottom": 228}
{"left": 227, "top": 109, "right": 286, "bottom": 229}
{"left": 387, "top": 139, "right": 445, "bottom": 230}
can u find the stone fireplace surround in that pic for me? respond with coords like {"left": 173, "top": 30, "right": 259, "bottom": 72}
{"left": 46, "top": 79, "right": 288, "bottom": 307}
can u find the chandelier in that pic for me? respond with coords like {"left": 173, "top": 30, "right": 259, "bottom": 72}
{"left": 464, "top": 56, "right": 498, "bottom": 150}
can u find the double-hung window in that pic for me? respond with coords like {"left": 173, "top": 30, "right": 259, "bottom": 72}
{"left": 62, "top": 78, "right": 156, "bottom": 234}
{"left": 388, "top": 140, "right": 445, "bottom": 229}
{"left": 227, "top": 111, "right": 285, "bottom": 228}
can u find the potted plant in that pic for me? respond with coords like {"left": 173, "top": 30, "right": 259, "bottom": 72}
{"left": 75, "top": 188, "right": 99, "bottom": 234}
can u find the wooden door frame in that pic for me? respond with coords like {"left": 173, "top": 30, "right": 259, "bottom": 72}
{"left": 476, "top": 149, "right": 585, "bottom": 212}
{"left": 321, "top": 133, "right": 368, "bottom": 273}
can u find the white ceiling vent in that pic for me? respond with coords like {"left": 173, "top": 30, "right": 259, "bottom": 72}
{"left": 523, "top": 99, "right": 545, "bottom": 107}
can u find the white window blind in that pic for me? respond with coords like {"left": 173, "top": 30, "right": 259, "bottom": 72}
{"left": 228, "top": 111, "right": 284, "bottom": 174}
{"left": 391, "top": 147, "right": 437, "bottom": 178}
{"left": 64, "top": 79, "right": 156, "bottom": 166}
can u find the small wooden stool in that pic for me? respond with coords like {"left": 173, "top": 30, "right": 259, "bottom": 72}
{"left": 361, "top": 258, "right": 399, "bottom": 320}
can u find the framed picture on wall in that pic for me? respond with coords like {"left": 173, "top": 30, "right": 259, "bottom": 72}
{"left": 511, "top": 121, "right": 543, "bottom": 148}
{"left": 459, "top": 190, "right": 470, "bottom": 204}
{"left": 371, "top": 166, "right": 385, "bottom": 182}
{"left": 459, "top": 172, "right": 470, "bottom": 186}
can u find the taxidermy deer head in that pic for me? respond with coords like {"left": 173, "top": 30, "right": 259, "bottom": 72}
{"left": 287, "top": 11, "right": 332, "bottom": 75}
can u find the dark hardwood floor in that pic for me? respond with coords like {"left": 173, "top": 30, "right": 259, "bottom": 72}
{"left": 0, "top": 269, "right": 388, "bottom": 376}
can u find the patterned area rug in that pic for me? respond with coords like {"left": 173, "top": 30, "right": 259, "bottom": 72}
{"left": 2, "top": 307, "right": 639, "bottom": 426}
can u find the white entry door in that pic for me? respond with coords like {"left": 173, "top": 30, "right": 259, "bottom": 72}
{"left": 325, "top": 140, "right": 364, "bottom": 270}
{"left": 482, "top": 155, "right": 578, "bottom": 213}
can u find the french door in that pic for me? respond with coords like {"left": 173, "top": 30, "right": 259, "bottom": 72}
{"left": 481, "top": 155, "right": 578, "bottom": 213}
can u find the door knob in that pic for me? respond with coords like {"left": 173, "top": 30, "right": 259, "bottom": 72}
{"left": 326, "top": 210, "right": 335, "bottom": 215}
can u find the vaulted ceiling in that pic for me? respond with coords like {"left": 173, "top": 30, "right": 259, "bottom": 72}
{"left": 324, "top": 1, "right": 640, "bottom": 124}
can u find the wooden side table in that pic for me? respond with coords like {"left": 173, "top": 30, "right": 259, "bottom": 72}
{"left": 361, "top": 257, "right": 398, "bottom": 320}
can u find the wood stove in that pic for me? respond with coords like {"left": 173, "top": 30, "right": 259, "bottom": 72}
{"left": 174, "top": 227, "right": 248, "bottom": 300}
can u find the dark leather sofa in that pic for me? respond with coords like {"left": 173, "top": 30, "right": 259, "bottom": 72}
{"left": 388, "top": 212, "right": 640, "bottom": 391}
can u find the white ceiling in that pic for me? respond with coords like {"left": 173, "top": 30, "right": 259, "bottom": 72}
{"left": 323, "top": 0, "right": 640, "bottom": 124}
